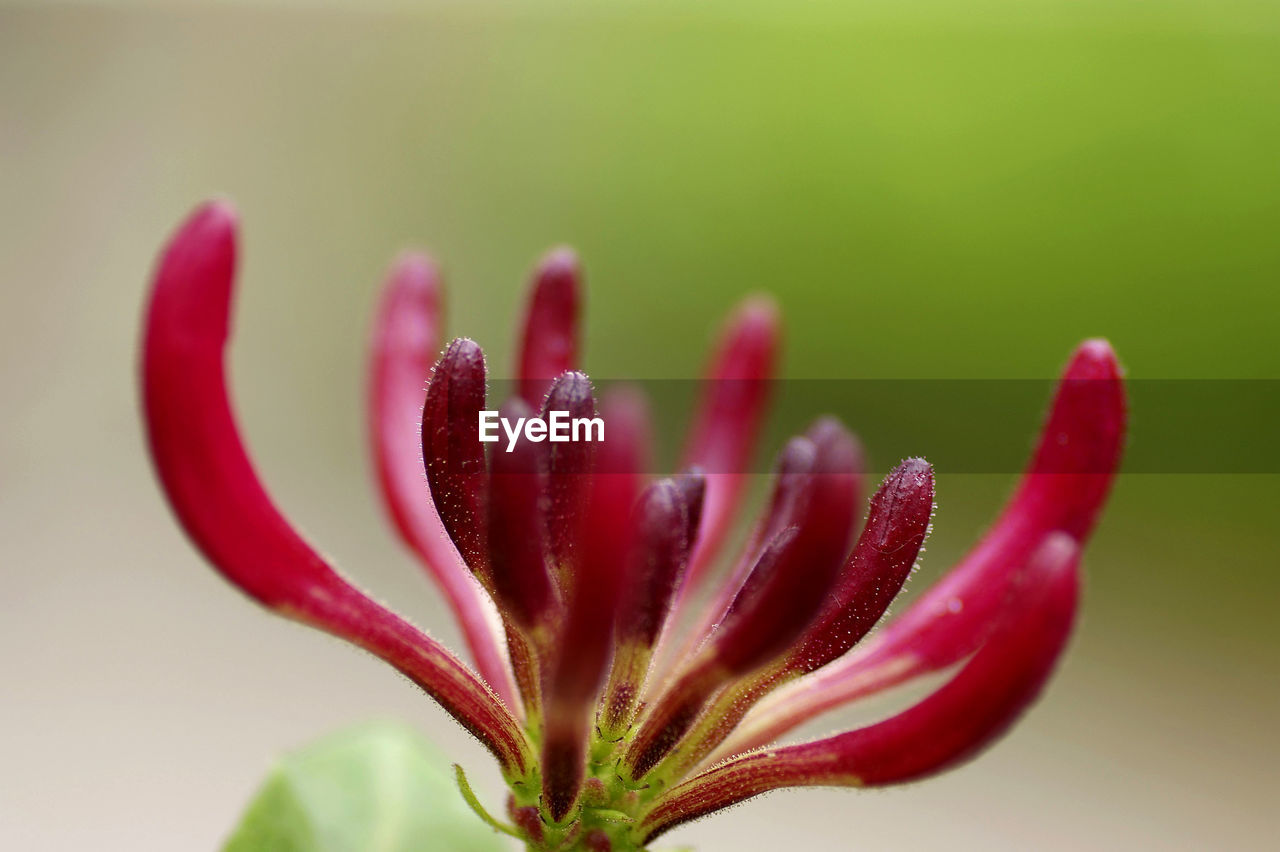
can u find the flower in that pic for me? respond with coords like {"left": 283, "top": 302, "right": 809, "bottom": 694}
{"left": 141, "top": 200, "right": 1126, "bottom": 851}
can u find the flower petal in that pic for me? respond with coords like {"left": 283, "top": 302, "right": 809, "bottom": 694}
{"left": 541, "top": 370, "right": 597, "bottom": 588}
{"left": 422, "top": 337, "right": 491, "bottom": 573}
{"left": 487, "top": 397, "right": 556, "bottom": 631}
{"left": 787, "top": 457, "right": 933, "bottom": 674}
{"left": 641, "top": 533, "right": 1080, "bottom": 842}
{"left": 728, "top": 341, "right": 1124, "bottom": 748}
{"left": 624, "top": 431, "right": 857, "bottom": 781}
{"left": 142, "top": 202, "right": 530, "bottom": 774}
{"left": 517, "top": 247, "right": 581, "bottom": 407}
{"left": 617, "top": 475, "right": 704, "bottom": 650}
{"left": 675, "top": 436, "right": 816, "bottom": 655}
{"left": 683, "top": 419, "right": 865, "bottom": 663}
{"left": 599, "top": 474, "right": 704, "bottom": 736}
{"left": 862, "top": 339, "right": 1122, "bottom": 669}
{"left": 368, "top": 252, "right": 516, "bottom": 706}
{"left": 541, "top": 387, "right": 646, "bottom": 822}
{"left": 678, "top": 296, "right": 780, "bottom": 591}
{"left": 713, "top": 421, "right": 860, "bottom": 674}
{"left": 651, "top": 459, "right": 932, "bottom": 780}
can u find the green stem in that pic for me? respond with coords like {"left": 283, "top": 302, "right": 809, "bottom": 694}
{"left": 454, "top": 764, "right": 525, "bottom": 840}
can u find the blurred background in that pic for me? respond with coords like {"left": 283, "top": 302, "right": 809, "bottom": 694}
{"left": 2, "top": 1, "right": 1278, "bottom": 849}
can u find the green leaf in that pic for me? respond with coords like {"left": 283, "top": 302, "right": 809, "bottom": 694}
{"left": 223, "top": 722, "right": 509, "bottom": 852}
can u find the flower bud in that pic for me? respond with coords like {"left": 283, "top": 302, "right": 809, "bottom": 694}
{"left": 518, "top": 247, "right": 581, "bottom": 406}
{"left": 488, "top": 397, "right": 555, "bottom": 631}
{"left": 642, "top": 534, "right": 1080, "bottom": 843}
{"left": 422, "top": 338, "right": 490, "bottom": 573}
{"left": 542, "top": 370, "right": 597, "bottom": 586}
{"left": 541, "top": 388, "right": 645, "bottom": 822}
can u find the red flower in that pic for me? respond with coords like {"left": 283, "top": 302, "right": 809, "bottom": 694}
{"left": 141, "top": 201, "right": 1126, "bottom": 850}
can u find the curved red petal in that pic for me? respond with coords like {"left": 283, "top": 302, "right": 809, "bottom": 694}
{"left": 678, "top": 295, "right": 780, "bottom": 590}
{"left": 787, "top": 457, "right": 934, "bottom": 675}
{"left": 368, "top": 252, "right": 516, "bottom": 705}
{"left": 599, "top": 473, "right": 705, "bottom": 735}
{"left": 541, "top": 370, "right": 598, "bottom": 585}
{"left": 618, "top": 475, "right": 704, "bottom": 649}
{"left": 422, "top": 337, "right": 491, "bottom": 572}
{"left": 142, "top": 202, "right": 529, "bottom": 773}
{"left": 624, "top": 430, "right": 857, "bottom": 781}
{"left": 712, "top": 422, "right": 860, "bottom": 674}
{"left": 652, "top": 298, "right": 779, "bottom": 681}
{"left": 517, "top": 247, "right": 581, "bottom": 407}
{"left": 642, "top": 534, "right": 1080, "bottom": 841}
{"left": 653, "top": 459, "right": 932, "bottom": 779}
{"left": 487, "top": 397, "right": 556, "bottom": 631}
{"left": 541, "top": 387, "right": 646, "bottom": 822}
{"left": 667, "top": 434, "right": 818, "bottom": 671}
{"left": 730, "top": 341, "right": 1124, "bottom": 746}
{"left": 864, "top": 339, "right": 1122, "bottom": 671}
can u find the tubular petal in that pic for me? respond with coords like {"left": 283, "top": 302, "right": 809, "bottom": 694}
{"left": 422, "top": 338, "right": 491, "bottom": 573}
{"left": 541, "top": 388, "right": 646, "bottom": 821}
{"left": 712, "top": 424, "right": 859, "bottom": 674}
{"left": 642, "top": 534, "right": 1081, "bottom": 842}
{"left": 488, "top": 397, "right": 556, "bottom": 632}
{"left": 625, "top": 436, "right": 857, "bottom": 780}
{"left": 676, "top": 436, "right": 817, "bottom": 661}
{"left": 518, "top": 247, "right": 581, "bottom": 407}
{"left": 861, "top": 339, "right": 1121, "bottom": 669}
{"left": 616, "top": 476, "right": 702, "bottom": 649}
{"left": 672, "top": 469, "right": 707, "bottom": 555}
{"left": 142, "top": 202, "right": 529, "bottom": 773}
{"left": 786, "top": 457, "right": 933, "bottom": 675}
{"left": 678, "top": 296, "right": 780, "bottom": 591}
{"left": 541, "top": 370, "right": 598, "bottom": 587}
{"left": 728, "top": 342, "right": 1124, "bottom": 747}
{"left": 703, "top": 420, "right": 864, "bottom": 652}
{"left": 656, "top": 459, "right": 933, "bottom": 779}
{"left": 599, "top": 473, "right": 704, "bottom": 736}
{"left": 368, "top": 252, "right": 515, "bottom": 705}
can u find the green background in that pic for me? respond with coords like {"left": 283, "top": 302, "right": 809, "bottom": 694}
{"left": 1, "top": 2, "right": 1276, "bottom": 849}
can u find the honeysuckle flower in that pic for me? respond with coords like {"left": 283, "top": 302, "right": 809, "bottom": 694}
{"left": 141, "top": 200, "right": 1126, "bottom": 851}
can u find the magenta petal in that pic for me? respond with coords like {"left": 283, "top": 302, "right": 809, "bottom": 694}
{"left": 731, "top": 341, "right": 1125, "bottom": 747}
{"left": 868, "top": 339, "right": 1122, "bottom": 670}
{"left": 667, "top": 459, "right": 932, "bottom": 776}
{"left": 422, "top": 338, "right": 491, "bottom": 573}
{"left": 642, "top": 534, "right": 1080, "bottom": 842}
{"left": 368, "top": 252, "right": 516, "bottom": 706}
{"left": 624, "top": 429, "right": 857, "bottom": 780}
{"left": 712, "top": 422, "right": 859, "bottom": 674}
{"left": 541, "top": 387, "right": 646, "bottom": 821}
{"left": 671, "top": 433, "right": 820, "bottom": 668}
{"left": 679, "top": 296, "right": 780, "bottom": 590}
{"left": 142, "top": 202, "right": 529, "bottom": 773}
{"left": 517, "top": 247, "right": 581, "bottom": 407}
{"left": 616, "top": 475, "right": 703, "bottom": 649}
{"left": 487, "top": 397, "right": 556, "bottom": 631}
{"left": 599, "top": 472, "right": 705, "bottom": 735}
{"left": 653, "top": 297, "right": 779, "bottom": 675}
{"left": 788, "top": 457, "right": 934, "bottom": 674}
{"left": 672, "top": 469, "right": 707, "bottom": 555}
{"left": 541, "top": 370, "right": 597, "bottom": 584}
